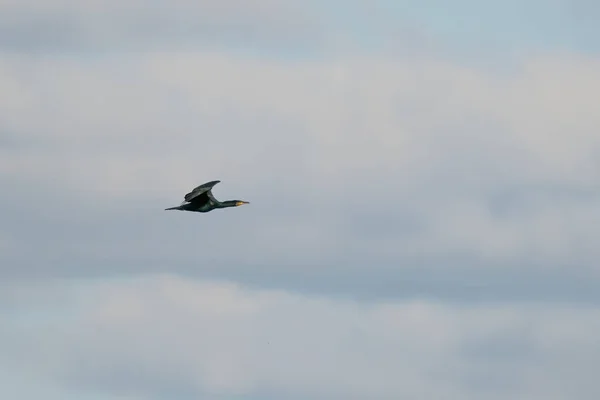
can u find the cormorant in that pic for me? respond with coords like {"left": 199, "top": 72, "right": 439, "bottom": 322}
{"left": 165, "top": 180, "right": 249, "bottom": 213}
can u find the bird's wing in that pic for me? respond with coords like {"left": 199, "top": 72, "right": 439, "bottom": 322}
{"left": 206, "top": 190, "right": 219, "bottom": 203}
{"left": 184, "top": 180, "right": 221, "bottom": 202}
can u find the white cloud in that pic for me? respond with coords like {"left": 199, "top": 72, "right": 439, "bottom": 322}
{"left": 1, "top": 50, "right": 600, "bottom": 283}
{"left": 2, "top": 275, "right": 600, "bottom": 399}
{"left": 2, "top": 2, "right": 599, "bottom": 399}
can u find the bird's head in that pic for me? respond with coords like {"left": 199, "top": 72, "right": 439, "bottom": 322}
{"left": 235, "top": 200, "right": 250, "bottom": 206}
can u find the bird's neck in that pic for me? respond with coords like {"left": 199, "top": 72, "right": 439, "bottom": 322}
{"left": 218, "top": 200, "right": 238, "bottom": 208}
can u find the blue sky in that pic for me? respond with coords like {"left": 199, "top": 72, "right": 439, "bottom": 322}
{"left": 1, "top": 0, "right": 598, "bottom": 57}
{"left": 373, "top": 0, "right": 599, "bottom": 51}
{"left": 226, "top": 0, "right": 600, "bottom": 56}
{"left": 1, "top": 1, "right": 600, "bottom": 399}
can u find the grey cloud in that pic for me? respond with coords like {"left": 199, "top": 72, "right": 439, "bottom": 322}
{"left": 2, "top": 175, "right": 599, "bottom": 304}
{"left": 2, "top": 52, "right": 600, "bottom": 303}
{"left": 0, "top": 0, "right": 323, "bottom": 53}
{"left": 2, "top": 276, "right": 600, "bottom": 399}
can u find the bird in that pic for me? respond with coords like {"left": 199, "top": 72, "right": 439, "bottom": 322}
{"left": 165, "top": 180, "right": 249, "bottom": 213}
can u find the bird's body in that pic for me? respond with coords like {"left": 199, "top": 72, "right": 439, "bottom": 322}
{"left": 165, "top": 180, "right": 249, "bottom": 213}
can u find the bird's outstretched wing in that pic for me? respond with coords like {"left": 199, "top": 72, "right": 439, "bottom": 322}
{"left": 183, "top": 180, "right": 220, "bottom": 202}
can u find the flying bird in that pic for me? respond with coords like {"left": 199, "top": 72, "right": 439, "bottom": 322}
{"left": 165, "top": 180, "right": 249, "bottom": 213}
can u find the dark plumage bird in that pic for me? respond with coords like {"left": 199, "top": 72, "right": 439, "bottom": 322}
{"left": 165, "top": 180, "right": 249, "bottom": 213}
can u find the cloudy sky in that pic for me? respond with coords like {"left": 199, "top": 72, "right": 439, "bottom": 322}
{"left": 1, "top": 0, "right": 600, "bottom": 399}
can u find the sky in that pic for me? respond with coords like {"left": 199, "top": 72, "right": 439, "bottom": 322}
{"left": 1, "top": 0, "right": 600, "bottom": 399}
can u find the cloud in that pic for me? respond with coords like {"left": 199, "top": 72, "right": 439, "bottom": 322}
{"left": 2, "top": 275, "right": 600, "bottom": 399}
{"left": 2, "top": 0, "right": 599, "bottom": 57}
{"left": 3, "top": 3, "right": 600, "bottom": 399}
{"left": 1, "top": 50, "right": 600, "bottom": 300}
{"left": 0, "top": 0, "right": 323, "bottom": 52}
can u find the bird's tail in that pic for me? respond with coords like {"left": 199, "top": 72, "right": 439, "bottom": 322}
{"left": 165, "top": 206, "right": 182, "bottom": 211}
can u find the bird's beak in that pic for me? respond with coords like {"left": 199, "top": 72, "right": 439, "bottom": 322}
{"left": 236, "top": 201, "right": 249, "bottom": 206}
